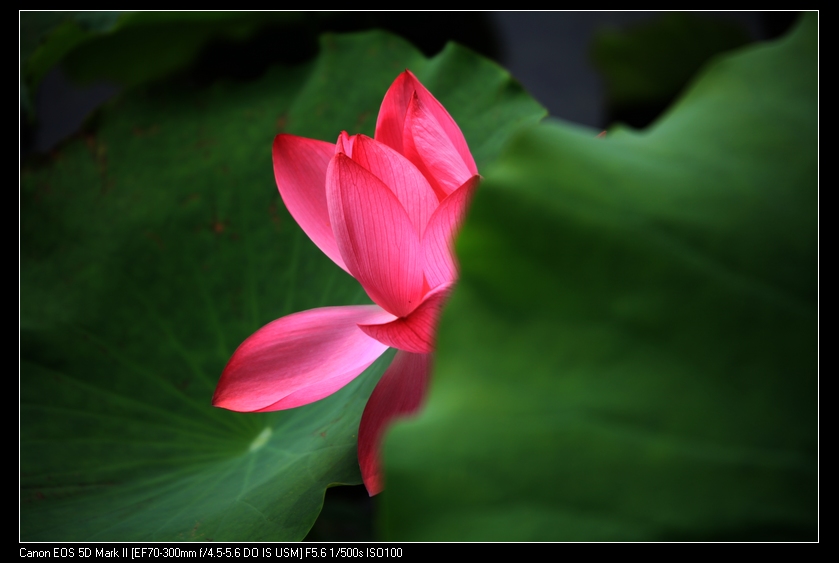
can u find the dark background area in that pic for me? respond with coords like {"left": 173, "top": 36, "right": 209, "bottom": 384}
{"left": 23, "top": 12, "right": 796, "bottom": 159}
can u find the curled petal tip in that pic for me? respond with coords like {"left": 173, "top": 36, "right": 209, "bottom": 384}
{"left": 336, "top": 131, "right": 355, "bottom": 156}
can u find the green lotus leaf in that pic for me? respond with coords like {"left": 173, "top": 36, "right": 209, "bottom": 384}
{"left": 381, "top": 13, "right": 817, "bottom": 541}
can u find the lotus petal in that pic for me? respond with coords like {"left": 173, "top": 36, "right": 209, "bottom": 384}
{"left": 212, "top": 306, "right": 394, "bottom": 412}
{"left": 273, "top": 134, "right": 348, "bottom": 273}
{"left": 422, "top": 175, "right": 480, "bottom": 288}
{"left": 327, "top": 153, "right": 424, "bottom": 318}
{"left": 358, "top": 282, "right": 454, "bottom": 354}
{"left": 358, "top": 350, "right": 431, "bottom": 495}
{"left": 349, "top": 135, "right": 438, "bottom": 235}
{"left": 376, "top": 70, "right": 477, "bottom": 180}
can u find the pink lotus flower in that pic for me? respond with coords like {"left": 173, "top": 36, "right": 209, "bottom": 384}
{"left": 212, "top": 71, "right": 479, "bottom": 495}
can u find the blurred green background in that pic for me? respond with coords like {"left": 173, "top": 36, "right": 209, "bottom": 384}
{"left": 20, "top": 12, "right": 816, "bottom": 541}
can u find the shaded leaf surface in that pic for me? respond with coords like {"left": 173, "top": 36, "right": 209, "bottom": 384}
{"left": 20, "top": 31, "right": 544, "bottom": 541}
{"left": 381, "top": 14, "right": 817, "bottom": 541}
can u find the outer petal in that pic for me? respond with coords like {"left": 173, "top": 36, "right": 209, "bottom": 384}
{"left": 273, "top": 134, "right": 348, "bottom": 273}
{"left": 349, "top": 135, "right": 438, "bottom": 235}
{"left": 403, "top": 92, "right": 477, "bottom": 198}
{"left": 358, "top": 350, "right": 431, "bottom": 496}
{"left": 358, "top": 282, "right": 454, "bottom": 354}
{"left": 422, "top": 175, "right": 480, "bottom": 289}
{"left": 212, "top": 305, "right": 395, "bottom": 412}
{"left": 327, "top": 153, "right": 424, "bottom": 318}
